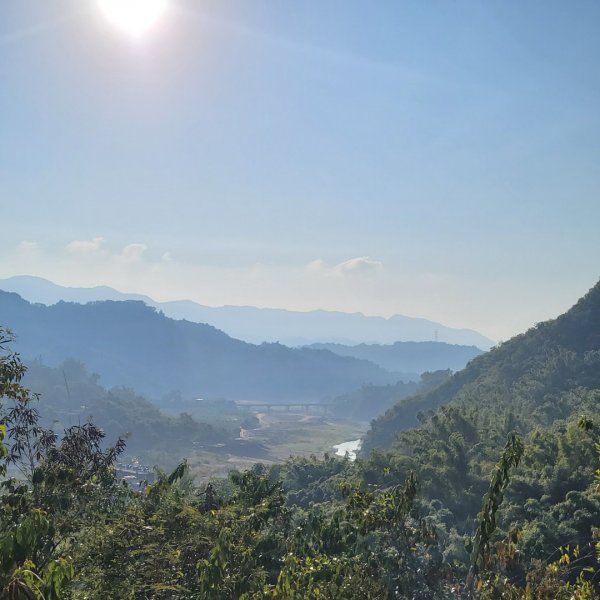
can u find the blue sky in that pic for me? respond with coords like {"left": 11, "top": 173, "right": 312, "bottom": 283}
{"left": 1, "top": 0, "right": 599, "bottom": 340}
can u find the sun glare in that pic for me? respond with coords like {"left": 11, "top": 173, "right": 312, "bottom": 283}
{"left": 98, "top": 0, "right": 167, "bottom": 37}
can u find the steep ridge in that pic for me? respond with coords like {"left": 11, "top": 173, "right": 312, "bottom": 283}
{"left": 0, "top": 291, "right": 398, "bottom": 402}
{"left": 362, "top": 279, "right": 600, "bottom": 454}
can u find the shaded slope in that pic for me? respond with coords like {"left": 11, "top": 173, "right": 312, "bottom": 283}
{"left": 0, "top": 291, "right": 397, "bottom": 402}
{"left": 21, "top": 359, "right": 228, "bottom": 466}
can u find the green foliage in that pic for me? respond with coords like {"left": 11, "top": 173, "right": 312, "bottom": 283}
{"left": 468, "top": 434, "right": 524, "bottom": 583}
{"left": 0, "top": 327, "right": 127, "bottom": 600}
{"left": 330, "top": 370, "right": 451, "bottom": 422}
{"left": 364, "top": 281, "right": 600, "bottom": 454}
{"left": 331, "top": 380, "right": 419, "bottom": 421}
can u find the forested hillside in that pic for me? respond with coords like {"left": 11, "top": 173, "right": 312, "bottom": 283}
{"left": 331, "top": 370, "right": 451, "bottom": 421}
{"left": 19, "top": 359, "right": 247, "bottom": 467}
{"left": 363, "top": 279, "right": 600, "bottom": 453}
{"left": 0, "top": 291, "right": 398, "bottom": 402}
{"left": 332, "top": 280, "right": 600, "bottom": 587}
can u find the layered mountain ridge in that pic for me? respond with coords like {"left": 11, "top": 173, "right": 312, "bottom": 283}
{"left": 0, "top": 276, "right": 494, "bottom": 348}
{"left": 0, "top": 290, "right": 398, "bottom": 402}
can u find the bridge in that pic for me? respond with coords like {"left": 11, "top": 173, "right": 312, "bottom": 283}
{"left": 235, "top": 401, "right": 333, "bottom": 414}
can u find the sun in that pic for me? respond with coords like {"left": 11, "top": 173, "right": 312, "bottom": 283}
{"left": 98, "top": 0, "right": 168, "bottom": 37}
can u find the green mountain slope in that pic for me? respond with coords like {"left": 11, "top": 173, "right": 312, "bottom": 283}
{"left": 362, "top": 279, "right": 600, "bottom": 454}
{"left": 345, "top": 280, "right": 600, "bottom": 568}
{"left": 331, "top": 370, "right": 452, "bottom": 422}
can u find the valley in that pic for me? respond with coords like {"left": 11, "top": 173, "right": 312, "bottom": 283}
{"left": 187, "top": 411, "right": 366, "bottom": 480}
{"left": 2, "top": 279, "right": 600, "bottom": 598}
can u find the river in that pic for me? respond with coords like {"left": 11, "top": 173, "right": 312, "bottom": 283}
{"left": 333, "top": 438, "right": 361, "bottom": 461}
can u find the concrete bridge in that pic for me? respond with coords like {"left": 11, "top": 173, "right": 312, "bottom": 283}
{"left": 235, "top": 401, "right": 333, "bottom": 414}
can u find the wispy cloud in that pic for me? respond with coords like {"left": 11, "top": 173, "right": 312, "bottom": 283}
{"left": 336, "top": 256, "right": 383, "bottom": 275}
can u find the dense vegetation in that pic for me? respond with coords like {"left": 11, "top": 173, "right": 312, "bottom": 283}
{"left": 331, "top": 370, "right": 451, "bottom": 421}
{"left": 363, "top": 280, "right": 600, "bottom": 453}
{"left": 353, "top": 280, "right": 600, "bottom": 593}
{"left": 1, "top": 280, "right": 599, "bottom": 598}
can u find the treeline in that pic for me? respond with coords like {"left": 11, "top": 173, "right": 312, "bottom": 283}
{"left": 1, "top": 333, "right": 448, "bottom": 599}
{"left": 363, "top": 279, "right": 600, "bottom": 453}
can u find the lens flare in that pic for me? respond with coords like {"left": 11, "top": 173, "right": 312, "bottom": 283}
{"left": 98, "top": 0, "right": 167, "bottom": 37}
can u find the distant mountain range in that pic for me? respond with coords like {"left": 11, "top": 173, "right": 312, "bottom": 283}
{"left": 0, "top": 290, "right": 399, "bottom": 402}
{"left": 307, "top": 341, "right": 482, "bottom": 375}
{"left": 0, "top": 276, "right": 494, "bottom": 349}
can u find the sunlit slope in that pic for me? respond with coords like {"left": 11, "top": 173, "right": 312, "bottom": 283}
{"left": 362, "top": 279, "right": 600, "bottom": 454}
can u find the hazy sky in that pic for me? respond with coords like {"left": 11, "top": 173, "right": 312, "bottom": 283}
{"left": 2, "top": 0, "right": 599, "bottom": 341}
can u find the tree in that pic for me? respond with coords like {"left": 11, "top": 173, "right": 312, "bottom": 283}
{"left": 0, "top": 328, "right": 126, "bottom": 600}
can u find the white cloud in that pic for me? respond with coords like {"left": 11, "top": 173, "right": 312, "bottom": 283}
{"left": 306, "top": 258, "right": 327, "bottom": 272}
{"left": 336, "top": 256, "right": 383, "bottom": 275}
{"left": 306, "top": 256, "right": 383, "bottom": 277}
{"left": 65, "top": 237, "right": 105, "bottom": 255}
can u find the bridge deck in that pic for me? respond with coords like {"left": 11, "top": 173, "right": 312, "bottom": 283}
{"left": 235, "top": 402, "right": 333, "bottom": 412}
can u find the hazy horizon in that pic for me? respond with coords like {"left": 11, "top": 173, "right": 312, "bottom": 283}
{"left": 2, "top": 1, "right": 599, "bottom": 341}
